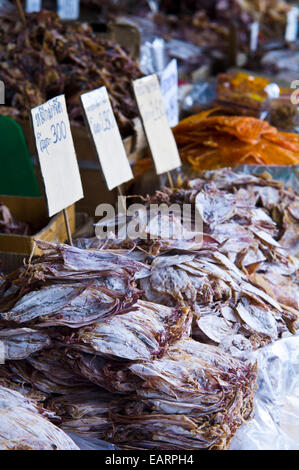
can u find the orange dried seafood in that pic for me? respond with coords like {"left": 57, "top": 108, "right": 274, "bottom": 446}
{"left": 173, "top": 109, "right": 299, "bottom": 170}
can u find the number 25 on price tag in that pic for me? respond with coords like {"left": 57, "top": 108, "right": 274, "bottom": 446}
{"left": 80, "top": 87, "right": 133, "bottom": 191}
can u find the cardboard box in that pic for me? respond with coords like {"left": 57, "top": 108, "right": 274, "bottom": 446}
{"left": 0, "top": 195, "right": 75, "bottom": 257}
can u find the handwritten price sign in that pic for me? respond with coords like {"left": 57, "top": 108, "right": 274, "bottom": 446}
{"left": 80, "top": 87, "right": 133, "bottom": 190}
{"left": 133, "top": 74, "right": 181, "bottom": 175}
{"left": 31, "top": 95, "right": 83, "bottom": 217}
{"left": 159, "top": 59, "right": 179, "bottom": 128}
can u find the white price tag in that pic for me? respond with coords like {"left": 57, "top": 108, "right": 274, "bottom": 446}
{"left": 25, "top": 0, "right": 41, "bottom": 13}
{"left": 80, "top": 87, "right": 133, "bottom": 191}
{"left": 285, "top": 7, "right": 298, "bottom": 42}
{"left": 159, "top": 59, "right": 179, "bottom": 128}
{"left": 57, "top": 0, "right": 80, "bottom": 20}
{"left": 250, "top": 21, "right": 259, "bottom": 52}
{"left": 0, "top": 80, "right": 4, "bottom": 105}
{"left": 133, "top": 74, "right": 181, "bottom": 175}
{"left": 31, "top": 95, "right": 83, "bottom": 217}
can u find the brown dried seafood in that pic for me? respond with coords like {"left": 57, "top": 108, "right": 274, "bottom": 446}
{"left": 0, "top": 10, "right": 143, "bottom": 136}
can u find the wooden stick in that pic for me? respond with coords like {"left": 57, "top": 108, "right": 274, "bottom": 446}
{"left": 117, "top": 185, "right": 127, "bottom": 214}
{"left": 25, "top": 240, "right": 36, "bottom": 273}
{"left": 15, "top": 0, "right": 27, "bottom": 26}
{"left": 63, "top": 208, "right": 73, "bottom": 246}
{"left": 167, "top": 171, "right": 174, "bottom": 189}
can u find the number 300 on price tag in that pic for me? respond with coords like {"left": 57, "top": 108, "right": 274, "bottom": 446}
{"left": 31, "top": 95, "right": 83, "bottom": 217}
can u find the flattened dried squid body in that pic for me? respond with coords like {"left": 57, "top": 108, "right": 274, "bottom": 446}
{"left": 0, "top": 328, "right": 51, "bottom": 360}
{"left": 3, "top": 282, "right": 137, "bottom": 328}
{"left": 236, "top": 299, "right": 278, "bottom": 340}
{"left": 0, "top": 386, "right": 78, "bottom": 450}
{"left": 76, "top": 301, "right": 191, "bottom": 361}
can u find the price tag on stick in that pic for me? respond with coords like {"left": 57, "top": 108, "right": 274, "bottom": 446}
{"left": 80, "top": 87, "right": 133, "bottom": 192}
{"left": 31, "top": 95, "right": 83, "bottom": 243}
{"left": 285, "top": 7, "right": 298, "bottom": 42}
{"left": 25, "top": 0, "right": 41, "bottom": 13}
{"left": 158, "top": 59, "right": 179, "bottom": 128}
{"left": 250, "top": 21, "right": 259, "bottom": 53}
{"left": 132, "top": 75, "right": 181, "bottom": 184}
{"left": 57, "top": 0, "right": 80, "bottom": 20}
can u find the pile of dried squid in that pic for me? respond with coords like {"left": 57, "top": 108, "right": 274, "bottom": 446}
{"left": 0, "top": 168, "right": 298, "bottom": 449}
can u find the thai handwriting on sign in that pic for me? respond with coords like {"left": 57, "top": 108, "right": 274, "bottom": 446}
{"left": 142, "top": 98, "right": 165, "bottom": 122}
{"left": 31, "top": 95, "right": 83, "bottom": 217}
{"left": 80, "top": 87, "right": 133, "bottom": 191}
{"left": 90, "top": 109, "right": 115, "bottom": 135}
{"left": 33, "top": 99, "right": 67, "bottom": 155}
{"left": 36, "top": 122, "right": 67, "bottom": 154}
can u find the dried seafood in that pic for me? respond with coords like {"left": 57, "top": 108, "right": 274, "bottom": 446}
{"left": 1, "top": 168, "right": 297, "bottom": 449}
{"left": 74, "top": 300, "right": 191, "bottom": 361}
{"left": 0, "top": 10, "right": 143, "bottom": 136}
{"left": 0, "top": 385, "right": 78, "bottom": 450}
{"left": 108, "top": 338, "right": 257, "bottom": 450}
{"left": 0, "top": 203, "right": 31, "bottom": 235}
{"left": 173, "top": 109, "right": 299, "bottom": 169}
{"left": 0, "top": 226, "right": 257, "bottom": 449}
{"left": 97, "top": 169, "right": 299, "bottom": 354}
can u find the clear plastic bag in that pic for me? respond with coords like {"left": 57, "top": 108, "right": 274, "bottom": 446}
{"left": 231, "top": 336, "right": 299, "bottom": 450}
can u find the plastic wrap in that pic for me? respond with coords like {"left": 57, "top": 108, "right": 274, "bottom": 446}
{"left": 181, "top": 82, "right": 217, "bottom": 117}
{"left": 231, "top": 336, "right": 299, "bottom": 450}
{"left": 262, "top": 49, "right": 299, "bottom": 82}
{"left": 180, "top": 74, "right": 298, "bottom": 127}
{"left": 140, "top": 37, "right": 169, "bottom": 75}
{"left": 236, "top": 165, "right": 299, "bottom": 193}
